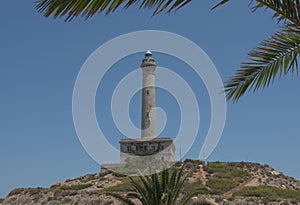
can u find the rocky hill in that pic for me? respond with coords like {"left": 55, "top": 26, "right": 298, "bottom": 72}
{"left": 1, "top": 160, "right": 300, "bottom": 205}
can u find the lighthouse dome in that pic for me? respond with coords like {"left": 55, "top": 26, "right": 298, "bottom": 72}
{"left": 141, "top": 50, "right": 157, "bottom": 68}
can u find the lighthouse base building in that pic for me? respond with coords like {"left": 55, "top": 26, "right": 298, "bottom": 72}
{"left": 119, "top": 137, "right": 175, "bottom": 164}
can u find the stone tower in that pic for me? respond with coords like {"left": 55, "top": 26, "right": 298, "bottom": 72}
{"left": 116, "top": 51, "right": 175, "bottom": 165}
{"left": 141, "top": 51, "right": 156, "bottom": 139}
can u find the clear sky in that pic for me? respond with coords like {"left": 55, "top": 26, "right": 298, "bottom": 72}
{"left": 0, "top": 0, "right": 300, "bottom": 198}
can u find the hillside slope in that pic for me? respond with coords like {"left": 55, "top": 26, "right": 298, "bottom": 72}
{"left": 1, "top": 160, "right": 300, "bottom": 205}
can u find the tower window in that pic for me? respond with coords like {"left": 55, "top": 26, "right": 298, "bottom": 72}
{"left": 144, "top": 146, "right": 148, "bottom": 151}
{"left": 127, "top": 146, "right": 132, "bottom": 152}
{"left": 146, "top": 112, "right": 149, "bottom": 118}
{"left": 146, "top": 90, "right": 149, "bottom": 95}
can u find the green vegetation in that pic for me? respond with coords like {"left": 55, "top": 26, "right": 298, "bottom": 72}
{"left": 206, "top": 162, "right": 249, "bottom": 194}
{"left": 184, "top": 159, "right": 204, "bottom": 166}
{"left": 106, "top": 161, "right": 250, "bottom": 195}
{"left": 101, "top": 177, "right": 140, "bottom": 192}
{"left": 205, "top": 162, "right": 247, "bottom": 178}
{"left": 35, "top": 0, "right": 190, "bottom": 20}
{"left": 233, "top": 186, "right": 300, "bottom": 200}
{"left": 103, "top": 174, "right": 210, "bottom": 195}
{"left": 183, "top": 183, "right": 211, "bottom": 195}
{"left": 106, "top": 166, "right": 205, "bottom": 205}
{"left": 103, "top": 179, "right": 211, "bottom": 196}
{"left": 51, "top": 183, "right": 93, "bottom": 190}
{"left": 207, "top": 178, "right": 240, "bottom": 194}
{"left": 84, "top": 174, "right": 96, "bottom": 182}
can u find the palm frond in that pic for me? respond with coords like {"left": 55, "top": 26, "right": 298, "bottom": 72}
{"left": 225, "top": 24, "right": 300, "bottom": 101}
{"left": 105, "top": 192, "right": 136, "bottom": 205}
{"left": 211, "top": 0, "right": 229, "bottom": 10}
{"left": 35, "top": 0, "right": 192, "bottom": 21}
{"left": 173, "top": 175, "right": 188, "bottom": 202}
{"left": 179, "top": 187, "right": 206, "bottom": 205}
{"left": 108, "top": 166, "right": 198, "bottom": 205}
{"left": 252, "top": 0, "right": 300, "bottom": 25}
{"left": 213, "top": 0, "right": 300, "bottom": 26}
{"left": 130, "top": 175, "right": 149, "bottom": 204}
{"left": 160, "top": 168, "right": 169, "bottom": 193}
{"left": 151, "top": 171, "right": 162, "bottom": 204}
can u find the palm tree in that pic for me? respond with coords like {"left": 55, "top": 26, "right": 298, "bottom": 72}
{"left": 35, "top": 0, "right": 300, "bottom": 102}
{"left": 106, "top": 166, "right": 203, "bottom": 205}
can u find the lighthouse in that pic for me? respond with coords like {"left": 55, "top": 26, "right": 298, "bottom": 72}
{"left": 141, "top": 51, "right": 156, "bottom": 139}
{"left": 118, "top": 51, "right": 175, "bottom": 164}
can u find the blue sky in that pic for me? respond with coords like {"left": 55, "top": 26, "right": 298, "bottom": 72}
{"left": 1, "top": 0, "right": 300, "bottom": 198}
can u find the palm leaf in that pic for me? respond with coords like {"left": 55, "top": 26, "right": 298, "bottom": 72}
{"left": 127, "top": 192, "right": 144, "bottom": 201}
{"left": 172, "top": 170, "right": 188, "bottom": 203}
{"left": 179, "top": 187, "right": 206, "bottom": 205}
{"left": 160, "top": 168, "right": 169, "bottom": 193}
{"left": 225, "top": 24, "right": 300, "bottom": 101}
{"left": 213, "top": 0, "right": 300, "bottom": 26}
{"left": 211, "top": 0, "right": 229, "bottom": 10}
{"left": 130, "top": 175, "right": 149, "bottom": 204}
{"left": 151, "top": 172, "right": 162, "bottom": 204}
{"left": 252, "top": 0, "right": 300, "bottom": 25}
{"left": 105, "top": 192, "right": 136, "bottom": 205}
{"left": 35, "top": 0, "right": 191, "bottom": 21}
{"left": 108, "top": 166, "right": 199, "bottom": 205}
{"left": 213, "top": 0, "right": 300, "bottom": 101}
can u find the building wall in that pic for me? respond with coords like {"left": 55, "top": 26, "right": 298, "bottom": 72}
{"left": 119, "top": 139, "right": 175, "bottom": 164}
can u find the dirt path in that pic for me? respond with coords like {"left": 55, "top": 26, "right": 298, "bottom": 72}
{"left": 199, "top": 164, "right": 208, "bottom": 186}
{"left": 188, "top": 164, "right": 208, "bottom": 186}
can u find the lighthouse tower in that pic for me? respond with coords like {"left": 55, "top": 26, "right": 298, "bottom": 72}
{"left": 117, "top": 51, "right": 175, "bottom": 164}
{"left": 141, "top": 51, "right": 156, "bottom": 139}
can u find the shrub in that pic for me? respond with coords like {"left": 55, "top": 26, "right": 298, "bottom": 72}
{"left": 183, "top": 182, "right": 211, "bottom": 194}
{"left": 111, "top": 171, "right": 126, "bottom": 178}
{"left": 52, "top": 183, "right": 93, "bottom": 190}
{"left": 84, "top": 174, "right": 96, "bottom": 182}
{"left": 185, "top": 162, "right": 194, "bottom": 169}
{"left": 205, "top": 162, "right": 250, "bottom": 194}
{"left": 233, "top": 186, "right": 300, "bottom": 200}
{"left": 206, "top": 162, "right": 248, "bottom": 179}
{"left": 101, "top": 177, "right": 139, "bottom": 192}
{"left": 207, "top": 178, "right": 240, "bottom": 194}
{"left": 7, "top": 188, "right": 25, "bottom": 197}
{"left": 183, "top": 159, "right": 204, "bottom": 166}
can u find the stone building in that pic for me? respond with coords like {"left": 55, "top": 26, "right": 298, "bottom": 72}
{"left": 119, "top": 137, "right": 175, "bottom": 164}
